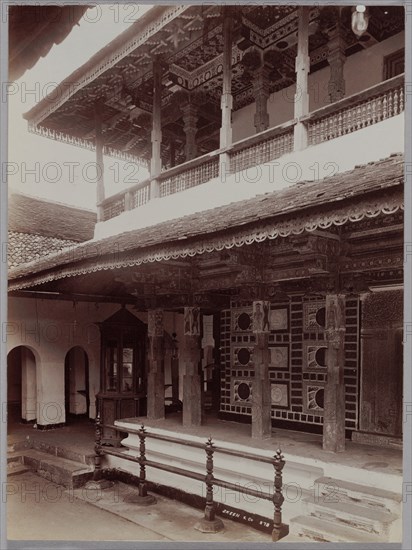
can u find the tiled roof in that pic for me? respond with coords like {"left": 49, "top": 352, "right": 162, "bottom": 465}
{"left": 8, "top": 154, "right": 403, "bottom": 287}
{"left": 8, "top": 232, "right": 77, "bottom": 269}
{"left": 8, "top": 193, "right": 96, "bottom": 242}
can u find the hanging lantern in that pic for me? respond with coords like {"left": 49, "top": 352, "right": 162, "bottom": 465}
{"left": 351, "top": 5, "right": 369, "bottom": 38}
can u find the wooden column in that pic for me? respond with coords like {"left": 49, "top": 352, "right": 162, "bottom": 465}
{"left": 253, "top": 65, "right": 271, "bottom": 133}
{"left": 182, "top": 103, "right": 198, "bottom": 161}
{"left": 95, "top": 103, "right": 105, "bottom": 222}
{"left": 323, "top": 294, "right": 346, "bottom": 452}
{"left": 182, "top": 307, "right": 202, "bottom": 427}
{"left": 150, "top": 58, "right": 163, "bottom": 198}
{"left": 171, "top": 333, "right": 179, "bottom": 404}
{"left": 219, "top": 8, "right": 233, "bottom": 178}
{"left": 252, "top": 301, "right": 272, "bottom": 439}
{"left": 147, "top": 310, "right": 165, "bottom": 420}
{"left": 327, "top": 21, "right": 346, "bottom": 103}
{"left": 293, "top": 6, "right": 310, "bottom": 151}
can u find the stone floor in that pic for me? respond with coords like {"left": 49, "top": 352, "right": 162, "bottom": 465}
{"left": 6, "top": 415, "right": 403, "bottom": 544}
{"left": 6, "top": 471, "right": 277, "bottom": 543}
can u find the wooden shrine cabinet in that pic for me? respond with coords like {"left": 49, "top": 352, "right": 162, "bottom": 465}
{"left": 97, "top": 307, "right": 147, "bottom": 444}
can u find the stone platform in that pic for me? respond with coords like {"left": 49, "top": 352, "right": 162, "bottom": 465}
{"left": 103, "top": 414, "right": 402, "bottom": 543}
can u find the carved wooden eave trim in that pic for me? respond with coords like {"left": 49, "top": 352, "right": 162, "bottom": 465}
{"left": 8, "top": 188, "right": 403, "bottom": 292}
{"left": 27, "top": 124, "right": 150, "bottom": 169}
{"left": 23, "top": 5, "right": 189, "bottom": 128}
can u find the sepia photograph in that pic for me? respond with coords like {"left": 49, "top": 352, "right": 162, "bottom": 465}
{"left": 0, "top": 2, "right": 410, "bottom": 548}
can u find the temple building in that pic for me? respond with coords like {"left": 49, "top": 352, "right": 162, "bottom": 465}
{"left": 7, "top": 4, "right": 405, "bottom": 543}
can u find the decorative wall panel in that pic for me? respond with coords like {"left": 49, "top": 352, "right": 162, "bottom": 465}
{"left": 220, "top": 295, "right": 360, "bottom": 432}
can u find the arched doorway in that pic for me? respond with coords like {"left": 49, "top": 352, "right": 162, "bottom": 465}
{"left": 64, "top": 347, "right": 90, "bottom": 423}
{"left": 7, "top": 346, "right": 37, "bottom": 424}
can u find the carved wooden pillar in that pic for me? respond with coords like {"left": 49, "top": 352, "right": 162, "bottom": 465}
{"left": 252, "top": 301, "right": 272, "bottom": 439}
{"left": 253, "top": 65, "right": 271, "bottom": 133}
{"left": 150, "top": 58, "right": 163, "bottom": 198}
{"left": 171, "top": 334, "right": 179, "bottom": 405}
{"left": 219, "top": 8, "right": 233, "bottom": 178}
{"left": 95, "top": 103, "right": 105, "bottom": 222}
{"left": 169, "top": 139, "right": 176, "bottom": 168}
{"left": 327, "top": 23, "right": 346, "bottom": 103}
{"left": 293, "top": 6, "right": 310, "bottom": 151}
{"left": 323, "top": 294, "right": 346, "bottom": 452}
{"left": 147, "top": 309, "right": 165, "bottom": 420}
{"left": 182, "top": 307, "right": 202, "bottom": 427}
{"left": 182, "top": 103, "right": 198, "bottom": 161}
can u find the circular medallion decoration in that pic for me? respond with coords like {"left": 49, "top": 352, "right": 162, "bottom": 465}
{"left": 237, "top": 382, "right": 251, "bottom": 401}
{"left": 315, "top": 388, "right": 324, "bottom": 409}
{"left": 237, "top": 312, "right": 251, "bottom": 331}
{"left": 271, "top": 386, "right": 283, "bottom": 403}
{"left": 237, "top": 348, "right": 251, "bottom": 365}
{"left": 315, "top": 307, "right": 326, "bottom": 328}
{"left": 315, "top": 347, "right": 327, "bottom": 367}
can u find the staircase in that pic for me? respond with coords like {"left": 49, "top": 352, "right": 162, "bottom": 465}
{"left": 289, "top": 475, "right": 402, "bottom": 543}
{"left": 7, "top": 438, "right": 94, "bottom": 489}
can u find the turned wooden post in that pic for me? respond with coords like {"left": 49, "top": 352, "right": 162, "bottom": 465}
{"left": 94, "top": 412, "right": 103, "bottom": 480}
{"left": 95, "top": 103, "right": 105, "bottom": 221}
{"left": 194, "top": 437, "right": 224, "bottom": 533}
{"left": 124, "top": 424, "right": 156, "bottom": 505}
{"left": 272, "top": 448, "right": 285, "bottom": 542}
{"left": 293, "top": 6, "right": 310, "bottom": 151}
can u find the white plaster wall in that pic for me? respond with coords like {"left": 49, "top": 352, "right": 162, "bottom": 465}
{"left": 67, "top": 346, "right": 88, "bottom": 415}
{"left": 21, "top": 347, "right": 37, "bottom": 421}
{"left": 6, "top": 298, "right": 120, "bottom": 425}
{"left": 6, "top": 300, "right": 195, "bottom": 424}
{"left": 95, "top": 114, "right": 403, "bottom": 240}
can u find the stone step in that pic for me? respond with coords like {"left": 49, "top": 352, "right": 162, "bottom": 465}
{"left": 302, "top": 496, "right": 397, "bottom": 537}
{"left": 30, "top": 439, "right": 95, "bottom": 466}
{"left": 289, "top": 515, "right": 383, "bottom": 543}
{"left": 314, "top": 476, "right": 402, "bottom": 514}
{"left": 7, "top": 455, "right": 30, "bottom": 477}
{"left": 7, "top": 452, "right": 23, "bottom": 465}
{"left": 21, "top": 449, "right": 94, "bottom": 489}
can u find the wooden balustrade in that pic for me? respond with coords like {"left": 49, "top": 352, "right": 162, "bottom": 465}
{"left": 99, "top": 75, "right": 404, "bottom": 222}
{"left": 305, "top": 73, "right": 404, "bottom": 146}
{"left": 102, "top": 195, "right": 125, "bottom": 221}
{"left": 229, "top": 122, "right": 295, "bottom": 174}
{"left": 159, "top": 153, "right": 219, "bottom": 197}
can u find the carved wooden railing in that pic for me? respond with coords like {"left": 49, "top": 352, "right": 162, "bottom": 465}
{"left": 304, "top": 73, "right": 404, "bottom": 146}
{"left": 102, "top": 179, "right": 151, "bottom": 221}
{"left": 159, "top": 151, "right": 220, "bottom": 197}
{"left": 228, "top": 121, "right": 295, "bottom": 174}
{"left": 102, "top": 195, "right": 125, "bottom": 221}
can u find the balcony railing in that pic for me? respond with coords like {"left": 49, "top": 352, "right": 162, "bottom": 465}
{"left": 229, "top": 121, "right": 295, "bottom": 174}
{"left": 304, "top": 73, "right": 404, "bottom": 145}
{"left": 159, "top": 151, "right": 220, "bottom": 197}
{"left": 99, "top": 74, "right": 404, "bottom": 222}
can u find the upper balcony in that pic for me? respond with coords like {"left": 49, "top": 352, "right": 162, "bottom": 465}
{"left": 21, "top": 5, "right": 405, "bottom": 240}
{"left": 96, "top": 73, "right": 404, "bottom": 239}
